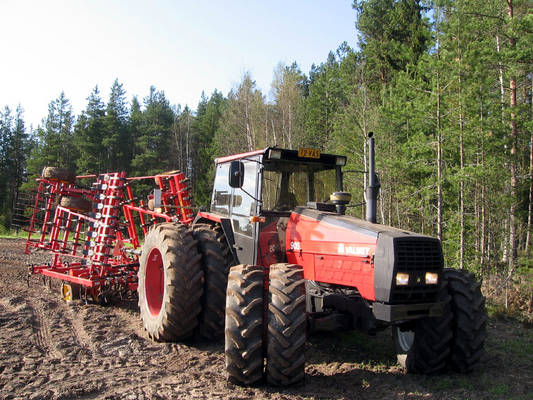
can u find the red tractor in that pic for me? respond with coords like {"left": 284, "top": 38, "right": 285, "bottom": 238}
{"left": 187, "top": 135, "right": 486, "bottom": 385}
{"left": 24, "top": 135, "right": 486, "bottom": 387}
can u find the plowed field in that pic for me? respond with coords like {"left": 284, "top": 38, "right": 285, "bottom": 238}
{"left": 0, "top": 238, "right": 531, "bottom": 399}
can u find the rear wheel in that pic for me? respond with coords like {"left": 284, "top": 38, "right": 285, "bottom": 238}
{"left": 42, "top": 167, "right": 76, "bottom": 184}
{"left": 193, "top": 224, "right": 233, "bottom": 340}
{"left": 138, "top": 222, "right": 203, "bottom": 341}
{"left": 393, "top": 281, "right": 453, "bottom": 374}
{"left": 266, "top": 263, "right": 306, "bottom": 386}
{"left": 444, "top": 268, "right": 487, "bottom": 372}
{"left": 225, "top": 264, "right": 265, "bottom": 385}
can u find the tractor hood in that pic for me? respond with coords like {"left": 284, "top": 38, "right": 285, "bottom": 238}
{"left": 286, "top": 207, "right": 443, "bottom": 305}
{"left": 291, "top": 207, "right": 414, "bottom": 238}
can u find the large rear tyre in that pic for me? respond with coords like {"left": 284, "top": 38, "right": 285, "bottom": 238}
{"left": 444, "top": 268, "right": 487, "bottom": 372}
{"left": 393, "top": 280, "right": 453, "bottom": 374}
{"left": 138, "top": 223, "right": 203, "bottom": 341}
{"left": 42, "top": 167, "right": 76, "bottom": 184}
{"left": 225, "top": 264, "right": 265, "bottom": 386}
{"left": 193, "top": 224, "right": 233, "bottom": 340}
{"left": 266, "top": 263, "right": 306, "bottom": 386}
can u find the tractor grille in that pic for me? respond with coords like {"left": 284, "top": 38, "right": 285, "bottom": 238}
{"left": 390, "top": 237, "right": 443, "bottom": 304}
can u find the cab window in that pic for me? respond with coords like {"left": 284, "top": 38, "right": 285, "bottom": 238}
{"left": 211, "top": 163, "right": 231, "bottom": 215}
{"left": 232, "top": 160, "right": 258, "bottom": 236}
{"left": 261, "top": 161, "right": 337, "bottom": 211}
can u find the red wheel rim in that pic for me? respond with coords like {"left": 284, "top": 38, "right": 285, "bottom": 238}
{"left": 145, "top": 247, "right": 164, "bottom": 316}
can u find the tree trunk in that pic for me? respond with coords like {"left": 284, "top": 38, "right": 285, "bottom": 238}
{"left": 437, "top": 62, "right": 443, "bottom": 242}
{"left": 457, "top": 34, "right": 465, "bottom": 270}
{"left": 508, "top": 0, "right": 518, "bottom": 268}
{"left": 527, "top": 76, "right": 533, "bottom": 253}
{"left": 480, "top": 96, "right": 487, "bottom": 272}
{"left": 435, "top": 6, "right": 443, "bottom": 242}
{"left": 459, "top": 102, "right": 465, "bottom": 270}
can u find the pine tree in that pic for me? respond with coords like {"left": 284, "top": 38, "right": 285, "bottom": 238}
{"left": 26, "top": 92, "right": 76, "bottom": 182}
{"left": 0, "top": 106, "right": 14, "bottom": 227}
{"left": 6, "top": 106, "right": 31, "bottom": 220}
{"left": 129, "top": 96, "right": 143, "bottom": 170}
{"left": 130, "top": 86, "right": 175, "bottom": 176}
{"left": 103, "top": 79, "right": 130, "bottom": 171}
{"left": 305, "top": 51, "right": 345, "bottom": 150}
{"left": 74, "top": 86, "right": 106, "bottom": 173}
{"left": 191, "top": 90, "right": 225, "bottom": 206}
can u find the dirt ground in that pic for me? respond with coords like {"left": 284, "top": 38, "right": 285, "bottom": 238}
{"left": 0, "top": 238, "right": 531, "bottom": 400}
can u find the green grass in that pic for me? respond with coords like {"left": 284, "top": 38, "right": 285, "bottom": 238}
{"left": 498, "top": 337, "right": 533, "bottom": 355}
{"left": 0, "top": 230, "right": 28, "bottom": 239}
{"left": 488, "top": 383, "right": 511, "bottom": 397}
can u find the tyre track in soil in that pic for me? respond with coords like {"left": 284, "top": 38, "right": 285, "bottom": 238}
{"left": 63, "top": 304, "right": 98, "bottom": 354}
{"left": 27, "top": 297, "right": 62, "bottom": 359}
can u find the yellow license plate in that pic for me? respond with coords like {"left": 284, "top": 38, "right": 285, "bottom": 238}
{"left": 298, "top": 148, "right": 320, "bottom": 159}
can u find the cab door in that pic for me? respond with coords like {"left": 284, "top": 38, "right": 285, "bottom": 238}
{"left": 230, "top": 159, "right": 259, "bottom": 265}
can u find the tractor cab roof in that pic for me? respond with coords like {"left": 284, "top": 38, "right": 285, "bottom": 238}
{"left": 215, "top": 147, "right": 347, "bottom": 167}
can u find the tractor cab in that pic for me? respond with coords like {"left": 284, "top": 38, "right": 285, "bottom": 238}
{"left": 195, "top": 147, "right": 347, "bottom": 266}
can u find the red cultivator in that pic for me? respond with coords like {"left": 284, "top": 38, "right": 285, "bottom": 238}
{"left": 25, "top": 167, "right": 194, "bottom": 302}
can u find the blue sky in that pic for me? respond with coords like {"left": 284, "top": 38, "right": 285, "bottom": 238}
{"left": 1, "top": 0, "right": 358, "bottom": 128}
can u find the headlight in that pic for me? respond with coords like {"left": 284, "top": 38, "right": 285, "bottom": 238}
{"left": 425, "top": 272, "right": 439, "bottom": 285}
{"left": 396, "top": 272, "right": 409, "bottom": 286}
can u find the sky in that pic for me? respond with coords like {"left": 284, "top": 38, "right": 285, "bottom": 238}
{"left": 1, "top": 0, "right": 358, "bottom": 128}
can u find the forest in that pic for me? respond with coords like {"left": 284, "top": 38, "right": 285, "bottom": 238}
{"left": 0, "top": 0, "right": 531, "bottom": 290}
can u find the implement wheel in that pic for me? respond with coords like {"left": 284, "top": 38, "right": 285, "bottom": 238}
{"left": 444, "top": 268, "right": 487, "bottom": 372}
{"left": 61, "top": 282, "right": 80, "bottom": 302}
{"left": 193, "top": 224, "right": 233, "bottom": 340}
{"left": 393, "top": 281, "right": 453, "bottom": 374}
{"left": 138, "top": 222, "right": 203, "bottom": 341}
{"left": 225, "top": 264, "right": 265, "bottom": 385}
{"left": 266, "top": 263, "right": 306, "bottom": 386}
{"left": 42, "top": 166, "right": 76, "bottom": 184}
{"left": 59, "top": 196, "right": 92, "bottom": 213}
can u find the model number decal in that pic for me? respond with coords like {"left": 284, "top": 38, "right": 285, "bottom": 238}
{"left": 290, "top": 241, "right": 301, "bottom": 251}
{"left": 337, "top": 243, "right": 369, "bottom": 257}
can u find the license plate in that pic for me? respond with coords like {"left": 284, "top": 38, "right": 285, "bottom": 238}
{"left": 298, "top": 148, "right": 320, "bottom": 159}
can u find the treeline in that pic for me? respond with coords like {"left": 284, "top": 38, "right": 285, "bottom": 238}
{"left": 0, "top": 0, "right": 531, "bottom": 275}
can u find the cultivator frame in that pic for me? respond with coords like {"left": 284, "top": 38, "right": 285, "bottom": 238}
{"left": 25, "top": 168, "right": 194, "bottom": 302}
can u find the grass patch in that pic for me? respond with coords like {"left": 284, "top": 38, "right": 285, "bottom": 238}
{"left": 497, "top": 337, "right": 533, "bottom": 355}
{"left": 0, "top": 230, "right": 28, "bottom": 239}
{"left": 488, "top": 383, "right": 511, "bottom": 397}
{"left": 435, "top": 376, "right": 453, "bottom": 391}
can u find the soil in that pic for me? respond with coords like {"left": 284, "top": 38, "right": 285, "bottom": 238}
{"left": 0, "top": 238, "right": 531, "bottom": 400}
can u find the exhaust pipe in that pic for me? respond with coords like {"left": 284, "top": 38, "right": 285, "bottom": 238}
{"left": 366, "top": 132, "right": 380, "bottom": 223}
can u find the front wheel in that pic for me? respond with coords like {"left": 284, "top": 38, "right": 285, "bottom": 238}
{"left": 393, "top": 281, "right": 453, "bottom": 374}
{"left": 266, "top": 263, "right": 306, "bottom": 386}
{"left": 444, "top": 268, "right": 487, "bottom": 372}
{"left": 225, "top": 264, "right": 265, "bottom": 385}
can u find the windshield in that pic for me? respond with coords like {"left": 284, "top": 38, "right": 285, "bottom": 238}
{"left": 261, "top": 161, "right": 338, "bottom": 211}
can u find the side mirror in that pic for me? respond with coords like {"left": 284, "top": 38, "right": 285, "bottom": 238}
{"left": 229, "top": 161, "right": 244, "bottom": 188}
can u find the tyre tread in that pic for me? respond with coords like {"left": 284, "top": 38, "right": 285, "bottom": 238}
{"left": 193, "top": 224, "right": 234, "bottom": 340}
{"left": 266, "top": 263, "right": 306, "bottom": 386}
{"left": 225, "top": 264, "right": 265, "bottom": 386}
{"left": 138, "top": 222, "right": 203, "bottom": 341}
